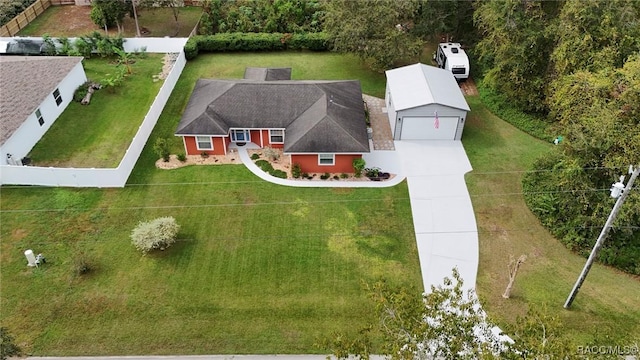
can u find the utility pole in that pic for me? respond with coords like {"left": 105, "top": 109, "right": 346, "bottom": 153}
{"left": 564, "top": 165, "right": 640, "bottom": 309}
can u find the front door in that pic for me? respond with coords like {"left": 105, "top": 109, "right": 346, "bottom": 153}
{"left": 230, "top": 129, "right": 251, "bottom": 143}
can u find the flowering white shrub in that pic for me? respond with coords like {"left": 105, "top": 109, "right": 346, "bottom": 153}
{"left": 131, "top": 217, "right": 180, "bottom": 254}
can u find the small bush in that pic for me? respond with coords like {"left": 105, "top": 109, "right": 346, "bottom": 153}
{"left": 291, "top": 163, "right": 302, "bottom": 178}
{"left": 340, "top": 173, "right": 349, "bottom": 179}
{"left": 73, "top": 252, "right": 93, "bottom": 276}
{"left": 255, "top": 159, "right": 274, "bottom": 173}
{"left": 201, "top": 151, "right": 209, "bottom": 158}
{"left": 250, "top": 153, "right": 260, "bottom": 160}
{"left": 131, "top": 217, "right": 180, "bottom": 255}
{"left": 333, "top": 175, "right": 339, "bottom": 180}
{"left": 302, "top": 172, "right": 309, "bottom": 179}
{"left": 73, "top": 81, "right": 92, "bottom": 102}
{"left": 353, "top": 158, "right": 366, "bottom": 178}
{"left": 263, "top": 147, "right": 280, "bottom": 161}
{"left": 320, "top": 172, "right": 330, "bottom": 180}
{"left": 154, "top": 138, "right": 171, "bottom": 162}
{"left": 272, "top": 169, "right": 287, "bottom": 178}
{"left": 177, "top": 152, "right": 187, "bottom": 162}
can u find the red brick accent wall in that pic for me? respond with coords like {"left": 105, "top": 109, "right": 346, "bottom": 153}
{"left": 183, "top": 136, "right": 227, "bottom": 156}
{"left": 291, "top": 154, "right": 361, "bottom": 173}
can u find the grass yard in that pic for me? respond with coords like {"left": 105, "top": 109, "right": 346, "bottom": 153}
{"left": 28, "top": 54, "right": 164, "bottom": 168}
{"left": 0, "top": 52, "right": 420, "bottom": 355}
{"left": 464, "top": 96, "right": 640, "bottom": 344}
{"left": 17, "top": 5, "right": 203, "bottom": 38}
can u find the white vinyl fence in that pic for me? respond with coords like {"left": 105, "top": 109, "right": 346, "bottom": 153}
{"left": 0, "top": 38, "right": 188, "bottom": 187}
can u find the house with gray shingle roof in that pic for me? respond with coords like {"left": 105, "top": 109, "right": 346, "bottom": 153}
{"left": 0, "top": 56, "right": 87, "bottom": 165}
{"left": 175, "top": 69, "right": 370, "bottom": 173}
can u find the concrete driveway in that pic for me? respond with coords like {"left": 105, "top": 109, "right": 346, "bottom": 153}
{"left": 393, "top": 140, "right": 478, "bottom": 293}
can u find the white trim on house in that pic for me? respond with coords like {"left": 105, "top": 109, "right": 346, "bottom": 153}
{"left": 195, "top": 135, "right": 213, "bottom": 150}
{"left": 269, "top": 129, "right": 285, "bottom": 144}
{"left": 318, "top": 153, "right": 335, "bottom": 166}
{"left": 230, "top": 128, "right": 251, "bottom": 143}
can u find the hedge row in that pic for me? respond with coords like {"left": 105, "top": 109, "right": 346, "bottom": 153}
{"left": 184, "top": 32, "right": 329, "bottom": 60}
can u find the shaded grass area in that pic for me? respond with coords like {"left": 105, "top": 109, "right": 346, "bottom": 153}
{"left": 0, "top": 53, "right": 420, "bottom": 355}
{"left": 28, "top": 54, "right": 163, "bottom": 168}
{"left": 17, "top": 6, "right": 202, "bottom": 38}
{"left": 464, "top": 96, "right": 640, "bottom": 344}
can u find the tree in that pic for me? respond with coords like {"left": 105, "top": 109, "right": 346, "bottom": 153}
{"left": 550, "top": 0, "right": 640, "bottom": 76}
{"left": 90, "top": 0, "right": 130, "bottom": 35}
{"left": 323, "top": 0, "right": 422, "bottom": 71}
{"left": 474, "top": 0, "right": 558, "bottom": 113}
{"left": 412, "top": 0, "right": 477, "bottom": 44}
{"left": 0, "top": 327, "right": 22, "bottom": 360}
{"left": 325, "top": 269, "right": 511, "bottom": 359}
{"left": 525, "top": 55, "right": 640, "bottom": 274}
{"left": 131, "top": 217, "right": 180, "bottom": 254}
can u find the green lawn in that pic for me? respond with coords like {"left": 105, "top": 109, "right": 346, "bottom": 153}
{"left": 464, "top": 96, "right": 640, "bottom": 344}
{"left": 0, "top": 52, "right": 420, "bottom": 355}
{"left": 28, "top": 54, "right": 164, "bottom": 168}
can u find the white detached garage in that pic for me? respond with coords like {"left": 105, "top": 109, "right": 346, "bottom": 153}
{"left": 385, "top": 63, "right": 470, "bottom": 141}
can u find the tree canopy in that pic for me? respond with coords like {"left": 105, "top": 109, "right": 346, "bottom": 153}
{"left": 323, "top": 0, "right": 422, "bottom": 71}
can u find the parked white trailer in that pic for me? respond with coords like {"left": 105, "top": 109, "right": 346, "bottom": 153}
{"left": 434, "top": 42, "right": 469, "bottom": 81}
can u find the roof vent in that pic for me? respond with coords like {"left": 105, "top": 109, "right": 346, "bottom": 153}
{"left": 451, "top": 47, "right": 459, "bottom": 53}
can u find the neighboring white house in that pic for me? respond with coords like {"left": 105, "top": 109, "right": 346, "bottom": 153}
{"left": 385, "top": 63, "right": 470, "bottom": 141}
{"left": 0, "top": 56, "right": 86, "bottom": 165}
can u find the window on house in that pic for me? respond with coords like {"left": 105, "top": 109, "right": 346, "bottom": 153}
{"left": 53, "top": 88, "right": 62, "bottom": 106}
{"left": 318, "top": 153, "right": 335, "bottom": 166}
{"left": 196, "top": 136, "right": 213, "bottom": 150}
{"left": 36, "top": 109, "right": 44, "bottom": 126}
{"left": 269, "top": 129, "right": 284, "bottom": 143}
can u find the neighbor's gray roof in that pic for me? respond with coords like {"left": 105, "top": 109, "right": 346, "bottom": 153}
{"left": 385, "top": 63, "right": 470, "bottom": 112}
{"left": 0, "top": 56, "right": 83, "bottom": 145}
{"left": 175, "top": 79, "right": 369, "bottom": 153}
{"left": 243, "top": 67, "right": 292, "bottom": 81}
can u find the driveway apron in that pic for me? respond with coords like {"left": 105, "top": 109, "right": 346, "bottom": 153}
{"left": 394, "top": 140, "right": 478, "bottom": 293}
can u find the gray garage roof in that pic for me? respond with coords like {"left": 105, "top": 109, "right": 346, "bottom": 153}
{"left": 385, "top": 63, "right": 470, "bottom": 112}
{"left": 0, "top": 56, "right": 83, "bottom": 145}
{"left": 175, "top": 79, "right": 370, "bottom": 153}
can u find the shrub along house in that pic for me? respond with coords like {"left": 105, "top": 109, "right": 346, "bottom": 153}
{"left": 174, "top": 68, "right": 370, "bottom": 173}
{"left": 0, "top": 56, "right": 86, "bottom": 165}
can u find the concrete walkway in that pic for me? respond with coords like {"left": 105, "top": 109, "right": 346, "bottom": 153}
{"left": 236, "top": 139, "right": 478, "bottom": 293}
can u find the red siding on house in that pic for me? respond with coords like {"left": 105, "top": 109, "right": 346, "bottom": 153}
{"left": 183, "top": 136, "right": 226, "bottom": 156}
{"left": 291, "top": 154, "right": 361, "bottom": 173}
{"left": 250, "top": 130, "right": 262, "bottom": 146}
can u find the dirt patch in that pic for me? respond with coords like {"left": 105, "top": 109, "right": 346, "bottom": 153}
{"left": 155, "top": 153, "right": 241, "bottom": 169}
{"left": 460, "top": 77, "right": 479, "bottom": 96}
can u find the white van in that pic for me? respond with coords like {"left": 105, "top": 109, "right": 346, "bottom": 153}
{"left": 434, "top": 42, "right": 469, "bottom": 81}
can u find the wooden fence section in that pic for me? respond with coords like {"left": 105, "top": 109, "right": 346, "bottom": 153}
{"left": 0, "top": 0, "right": 52, "bottom": 37}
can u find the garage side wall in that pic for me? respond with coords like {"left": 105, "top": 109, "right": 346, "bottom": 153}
{"left": 385, "top": 82, "right": 398, "bottom": 138}
{"left": 396, "top": 105, "right": 467, "bottom": 140}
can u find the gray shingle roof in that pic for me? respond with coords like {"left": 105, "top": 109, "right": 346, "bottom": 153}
{"left": 0, "top": 56, "right": 83, "bottom": 145}
{"left": 175, "top": 79, "right": 370, "bottom": 153}
{"left": 243, "top": 67, "right": 292, "bottom": 81}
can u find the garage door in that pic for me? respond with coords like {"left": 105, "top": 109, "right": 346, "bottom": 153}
{"left": 400, "top": 116, "right": 459, "bottom": 140}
